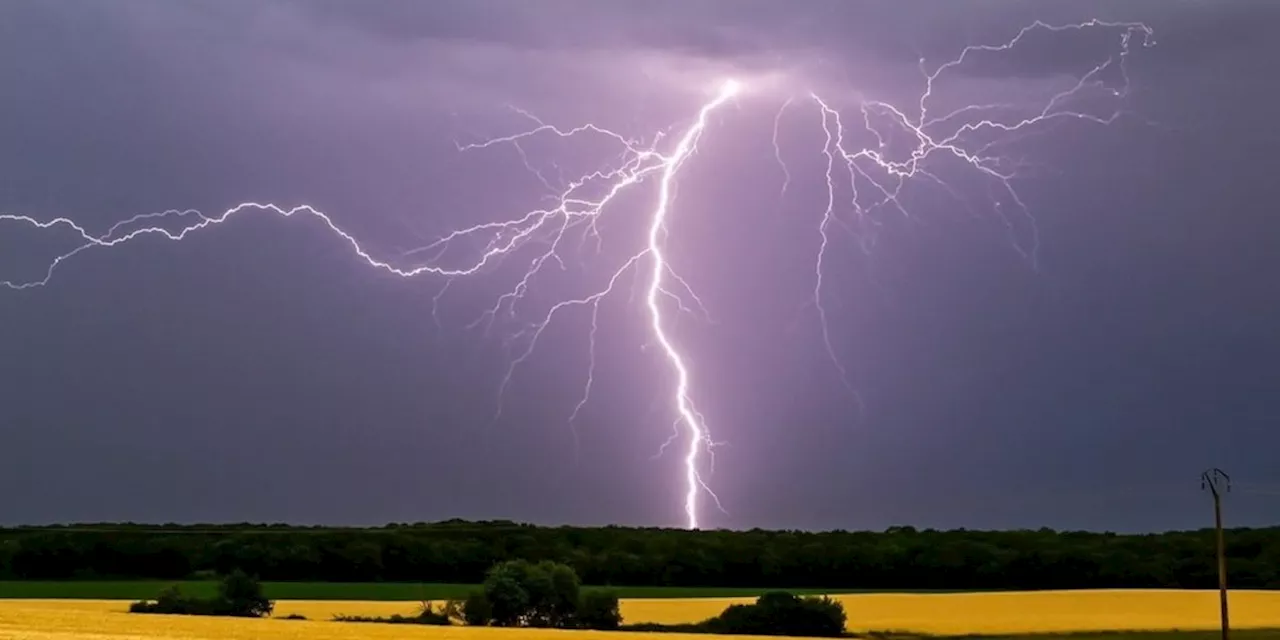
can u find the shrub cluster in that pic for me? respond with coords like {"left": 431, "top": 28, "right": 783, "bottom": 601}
{"left": 336, "top": 560, "right": 621, "bottom": 630}
{"left": 708, "top": 591, "right": 847, "bottom": 636}
{"left": 336, "top": 601, "right": 452, "bottom": 625}
{"left": 332, "top": 561, "right": 844, "bottom": 637}
{"left": 129, "top": 558, "right": 847, "bottom": 637}
{"left": 128, "top": 557, "right": 845, "bottom": 636}
{"left": 129, "top": 569, "right": 272, "bottom": 618}
{"left": 625, "top": 591, "right": 847, "bottom": 637}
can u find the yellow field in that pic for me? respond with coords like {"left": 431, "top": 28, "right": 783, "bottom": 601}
{"left": 621, "top": 590, "right": 1280, "bottom": 634}
{"left": 0, "top": 598, "right": 648, "bottom": 640}
{"left": 2, "top": 590, "right": 1280, "bottom": 639}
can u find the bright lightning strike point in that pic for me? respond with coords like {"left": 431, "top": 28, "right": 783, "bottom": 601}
{"left": 1, "top": 19, "right": 1152, "bottom": 530}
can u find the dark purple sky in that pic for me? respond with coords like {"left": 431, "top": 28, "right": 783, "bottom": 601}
{"left": 2, "top": 0, "right": 1278, "bottom": 532}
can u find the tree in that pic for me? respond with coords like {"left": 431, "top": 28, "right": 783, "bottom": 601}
{"left": 482, "top": 562, "right": 531, "bottom": 626}
{"left": 479, "top": 559, "right": 583, "bottom": 627}
{"left": 217, "top": 569, "right": 274, "bottom": 617}
{"left": 577, "top": 590, "right": 622, "bottom": 630}
{"left": 462, "top": 591, "right": 493, "bottom": 626}
{"left": 538, "top": 560, "right": 582, "bottom": 627}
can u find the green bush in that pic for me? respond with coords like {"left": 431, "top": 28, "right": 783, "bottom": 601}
{"left": 129, "top": 585, "right": 216, "bottom": 615}
{"left": 217, "top": 569, "right": 273, "bottom": 617}
{"left": 706, "top": 592, "right": 846, "bottom": 637}
{"left": 620, "top": 591, "right": 846, "bottom": 637}
{"left": 576, "top": 589, "right": 622, "bottom": 630}
{"left": 462, "top": 591, "right": 493, "bottom": 626}
{"left": 334, "top": 612, "right": 450, "bottom": 625}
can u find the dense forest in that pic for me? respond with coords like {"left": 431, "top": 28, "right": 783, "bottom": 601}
{"left": 2, "top": 521, "right": 1278, "bottom": 590}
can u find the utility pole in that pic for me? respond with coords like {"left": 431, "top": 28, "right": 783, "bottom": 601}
{"left": 1201, "top": 468, "right": 1231, "bottom": 640}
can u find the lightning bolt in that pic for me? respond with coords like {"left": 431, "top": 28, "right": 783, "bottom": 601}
{"left": 0, "top": 19, "right": 1152, "bottom": 529}
{"left": 648, "top": 79, "right": 740, "bottom": 529}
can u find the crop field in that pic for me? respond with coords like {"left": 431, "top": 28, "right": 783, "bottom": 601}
{"left": 2, "top": 590, "right": 1280, "bottom": 639}
{"left": 0, "top": 581, "right": 901, "bottom": 601}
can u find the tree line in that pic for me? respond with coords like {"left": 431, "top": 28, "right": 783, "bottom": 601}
{"left": 3, "top": 520, "right": 1279, "bottom": 589}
